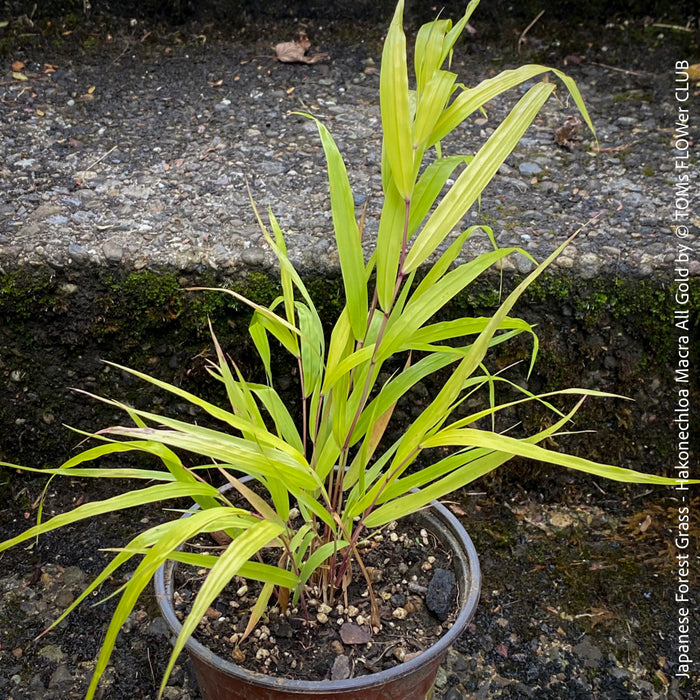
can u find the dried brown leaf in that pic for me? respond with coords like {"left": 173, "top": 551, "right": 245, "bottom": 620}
{"left": 211, "top": 530, "right": 232, "bottom": 546}
{"left": 554, "top": 115, "right": 582, "bottom": 149}
{"left": 275, "top": 32, "right": 328, "bottom": 64}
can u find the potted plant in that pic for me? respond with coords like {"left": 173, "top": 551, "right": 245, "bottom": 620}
{"left": 0, "top": 1, "right": 693, "bottom": 698}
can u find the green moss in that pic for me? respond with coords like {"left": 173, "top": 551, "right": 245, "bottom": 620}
{"left": 95, "top": 269, "right": 295, "bottom": 339}
{"left": 613, "top": 91, "right": 653, "bottom": 104}
{"left": 0, "top": 267, "right": 57, "bottom": 321}
{"left": 1, "top": 264, "right": 698, "bottom": 475}
{"left": 548, "top": 277, "right": 695, "bottom": 363}
{"left": 523, "top": 275, "right": 695, "bottom": 373}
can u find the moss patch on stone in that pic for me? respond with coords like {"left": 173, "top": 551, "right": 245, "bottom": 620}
{"left": 1, "top": 265, "right": 697, "bottom": 485}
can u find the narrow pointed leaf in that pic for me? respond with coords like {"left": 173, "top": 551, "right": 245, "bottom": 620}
{"left": 297, "top": 301, "right": 325, "bottom": 398}
{"left": 429, "top": 64, "right": 594, "bottom": 147}
{"left": 440, "top": 0, "right": 480, "bottom": 65}
{"left": 414, "top": 18, "right": 451, "bottom": 92}
{"left": 160, "top": 518, "right": 283, "bottom": 696}
{"left": 307, "top": 116, "right": 368, "bottom": 339}
{"left": 404, "top": 82, "right": 556, "bottom": 273}
{"left": 380, "top": 248, "right": 516, "bottom": 359}
{"left": 299, "top": 539, "right": 349, "bottom": 587}
{"left": 413, "top": 70, "right": 457, "bottom": 149}
{"left": 408, "top": 156, "right": 470, "bottom": 236}
{"left": 249, "top": 384, "right": 304, "bottom": 453}
{"left": 240, "top": 581, "right": 275, "bottom": 643}
{"left": 0, "top": 482, "right": 220, "bottom": 553}
{"left": 423, "top": 427, "right": 692, "bottom": 485}
{"left": 381, "top": 0, "right": 413, "bottom": 200}
{"left": 376, "top": 180, "right": 407, "bottom": 311}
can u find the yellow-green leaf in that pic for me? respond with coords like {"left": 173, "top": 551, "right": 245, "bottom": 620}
{"left": 380, "top": 0, "right": 413, "bottom": 200}
{"left": 404, "top": 82, "right": 556, "bottom": 273}
{"left": 308, "top": 116, "right": 368, "bottom": 340}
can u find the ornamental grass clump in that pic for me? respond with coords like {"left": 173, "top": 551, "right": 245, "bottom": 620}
{"left": 1, "top": 1, "right": 694, "bottom": 698}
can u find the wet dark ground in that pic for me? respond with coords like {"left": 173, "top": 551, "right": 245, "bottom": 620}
{"left": 0, "top": 2, "right": 699, "bottom": 699}
{"left": 1, "top": 471, "right": 699, "bottom": 699}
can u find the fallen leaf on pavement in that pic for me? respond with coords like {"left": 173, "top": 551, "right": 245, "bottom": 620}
{"left": 275, "top": 32, "right": 329, "bottom": 64}
{"left": 554, "top": 115, "right": 582, "bottom": 149}
{"left": 687, "top": 63, "right": 700, "bottom": 81}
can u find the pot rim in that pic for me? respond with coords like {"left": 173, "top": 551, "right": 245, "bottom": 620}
{"left": 154, "top": 489, "right": 480, "bottom": 693}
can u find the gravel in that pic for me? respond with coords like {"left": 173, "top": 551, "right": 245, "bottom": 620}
{"left": 0, "top": 11, "right": 697, "bottom": 279}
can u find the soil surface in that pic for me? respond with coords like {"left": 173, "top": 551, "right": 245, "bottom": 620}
{"left": 171, "top": 515, "right": 462, "bottom": 682}
{"left": 0, "top": 3, "right": 699, "bottom": 700}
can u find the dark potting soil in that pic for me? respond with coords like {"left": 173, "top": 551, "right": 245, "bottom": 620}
{"left": 171, "top": 515, "right": 461, "bottom": 682}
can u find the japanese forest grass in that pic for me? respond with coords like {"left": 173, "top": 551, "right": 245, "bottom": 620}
{"left": 1, "top": 1, "right": 696, "bottom": 698}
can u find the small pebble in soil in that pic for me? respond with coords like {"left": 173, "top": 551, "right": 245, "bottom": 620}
{"left": 331, "top": 654, "right": 352, "bottom": 680}
{"left": 392, "top": 607, "right": 408, "bottom": 620}
{"left": 405, "top": 595, "right": 423, "bottom": 613}
{"left": 519, "top": 161, "right": 542, "bottom": 177}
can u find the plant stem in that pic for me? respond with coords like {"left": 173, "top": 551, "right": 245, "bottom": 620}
{"left": 340, "top": 199, "right": 412, "bottom": 455}
{"left": 356, "top": 447, "right": 421, "bottom": 531}
{"left": 280, "top": 532, "right": 309, "bottom": 619}
{"left": 297, "top": 354, "right": 308, "bottom": 457}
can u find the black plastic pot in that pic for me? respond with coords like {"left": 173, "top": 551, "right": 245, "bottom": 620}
{"left": 155, "top": 494, "right": 480, "bottom": 700}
